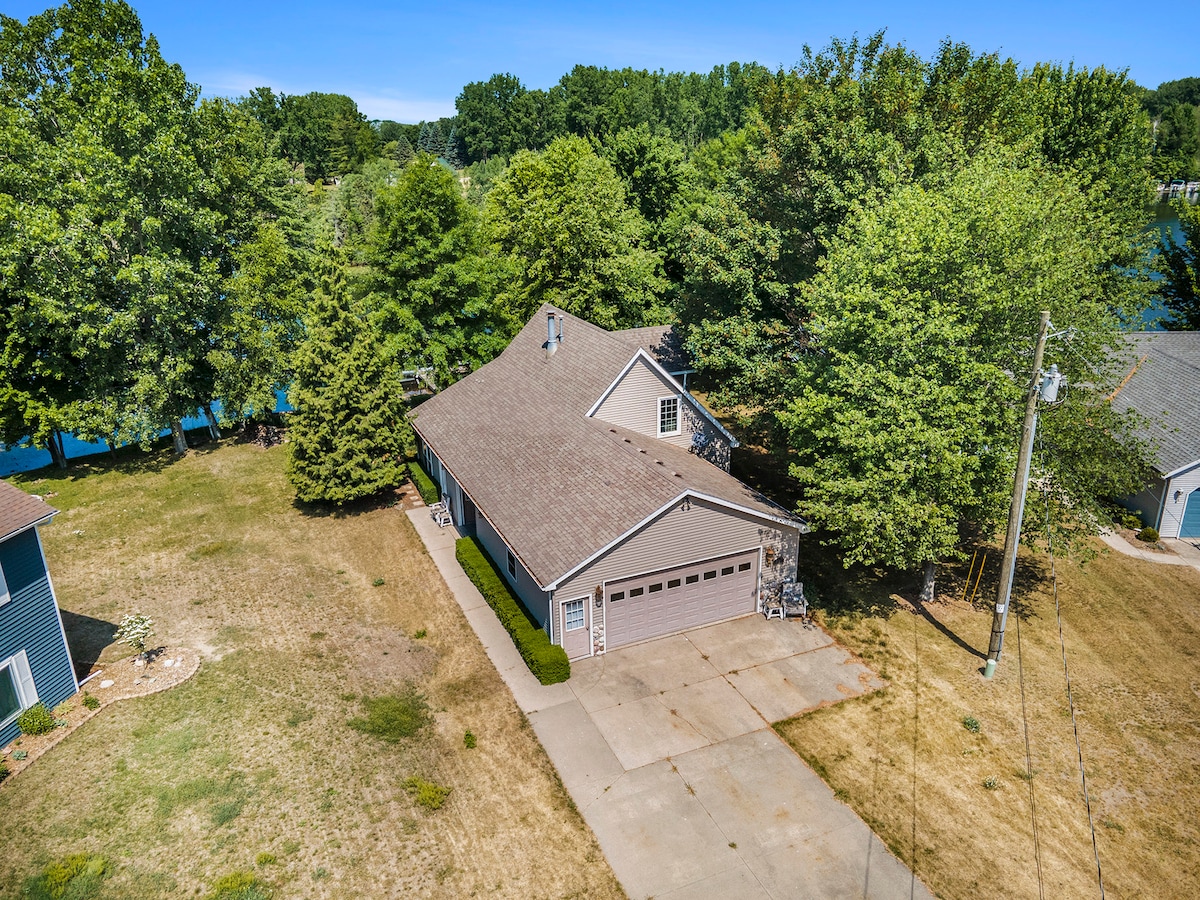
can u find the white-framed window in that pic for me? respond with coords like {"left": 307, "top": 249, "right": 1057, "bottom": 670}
{"left": 0, "top": 651, "right": 36, "bottom": 730}
{"left": 0, "top": 560, "right": 9, "bottom": 607}
{"left": 506, "top": 550, "right": 517, "bottom": 579}
{"left": 658, "top": 396, "right": 680, "bottom": 436}
{"left": 563, "top": 598, "right": 585, "bottom": 631}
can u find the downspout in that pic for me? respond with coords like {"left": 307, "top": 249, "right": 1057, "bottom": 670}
{"left": 547, "top": 589, "right": 555, "bottom": 644}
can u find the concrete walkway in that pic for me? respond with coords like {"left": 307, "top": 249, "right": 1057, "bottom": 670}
{"left": 408, "top": 509, "right": 933, "bottom": 900}
{"left": 1100, "top": 529, "right": 1200, "bottom": 572}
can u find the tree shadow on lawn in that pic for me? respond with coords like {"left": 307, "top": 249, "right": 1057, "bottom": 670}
{"left": 60, "top": 608, "right": 120, "bottom": 679}
{"left": 17, "top": 427, "right": 229, "bottom": 486}
{"left": 800, "top": 536, "right": 1051, "bottom": 662}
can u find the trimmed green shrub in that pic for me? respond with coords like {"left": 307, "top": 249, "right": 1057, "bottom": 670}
{"left": 81, "top": 692, "right": 100, "bottom": 711}
{"left": 17, "top": 702, "right": 57, "bottom": 737}
{"left": 347, "top": 687, "right": 431, "bottom": 743}
{"left": 22, "top": 853, "right": 108, "bottom": 900}
{"left": 455, "top": 537, "right": 570, "bottom": 685}
{"left": 204, "top": 871, "right": 272, "bottom": 900}
{"left": 402, "top": 776, "right": 452, "bottom": 810}
{"left": 1137, "top": 526, "right": 1160, "bottom": 543}
{"left": 0, "top": 756, "right": 8, "bottom": 782}
{"left": 1121, "top": 512, "right": 1143, "bottom": 531}
{"left": 409, "top": 461, "right": 440, "bottom": 505}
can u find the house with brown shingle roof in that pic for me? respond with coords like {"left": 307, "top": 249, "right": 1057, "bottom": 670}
{"left": 410, "top": 307, "right": 805, "bottom": 660}
{"left": 0, "top": 480, "right": 78, "bottom": 746}
{"left": 1112, "top": 331, "right": 1200, "bottom": 539}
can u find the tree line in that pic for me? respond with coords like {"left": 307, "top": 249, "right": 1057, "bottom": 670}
{"left": 4, "top": 2, "right": 1198, "bottom": 595}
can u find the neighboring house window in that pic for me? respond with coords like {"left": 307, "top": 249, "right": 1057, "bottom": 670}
{"left": 0, "top": 561, "right": 9, "bottom": 607}
{"left": 506, "top": 550, "right": 516, "bottom": 579}
{"left": 0, "top": 651, "right": 35, "bottom": 729}
{"left": 564, "top": 598, "right": 584, "bottom": 631}
{"left": 658, "top": 397, "right": 680, "bottom": 436}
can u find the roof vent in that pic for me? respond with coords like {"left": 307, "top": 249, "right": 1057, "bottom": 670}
{"left": 544, "top": 312, "right": 563, "bottom": 358}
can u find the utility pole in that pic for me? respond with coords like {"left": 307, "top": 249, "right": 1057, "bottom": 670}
{"left": 984, "top": 311, "right": 1051, "bottom": 679}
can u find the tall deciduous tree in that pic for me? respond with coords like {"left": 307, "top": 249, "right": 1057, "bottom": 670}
{"left": 780, "top": 154, "right": 1151, "bottom": 596}
{"left": 1157, "top": 199, "right": 1200, "bottom": 328}
{"left": 366, "top": 154, "right": 510, "bottom": 381}
{"left": 484, "top": 136, "right": 667, "bottom": 328}
{"left": 286, "top": 265, "right": 410, "bottom": 505}
{"left": 0, "top": 1, "right": 309, "bottom": 459}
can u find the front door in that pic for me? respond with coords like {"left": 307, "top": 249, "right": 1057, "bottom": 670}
{"left": 560, "top": 597, "right": 591, "bottom": 660}
{"left": 1182, "top": 488, "right": 1200, "bottom": 539}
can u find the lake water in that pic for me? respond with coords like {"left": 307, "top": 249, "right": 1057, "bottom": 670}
{"left": 1143, "top": 201, "right": 1188, "bottom": 330}
{"left": 0, "top": 391, "right": 293, "bottom": 478}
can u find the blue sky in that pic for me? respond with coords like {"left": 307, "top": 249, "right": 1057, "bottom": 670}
{"left": 6, "top": 1, "right": 1195, "bottom": 122}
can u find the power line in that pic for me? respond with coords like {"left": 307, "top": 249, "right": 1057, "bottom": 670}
{"left": 1014, "top": 597, "right": 1046, "bottom": 900}
{"left": 1039, "top": 442, "right": 1106, "bottom": 899}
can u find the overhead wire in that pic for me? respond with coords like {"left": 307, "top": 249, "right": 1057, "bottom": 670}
{"left": 1037, "top": 433, "right": 1106, "bottom": 899}
{"left": 1014, "top": 585, "right": 1046, "bottom": 900}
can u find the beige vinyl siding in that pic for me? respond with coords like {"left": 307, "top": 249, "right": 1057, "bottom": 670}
{"left": 592, "top": 357, "right": 727, "bottom": 455}
{"left": 556, "top": 497, "right": 799, "bottom": 601}
{"left": 1160, "top": 462, "right": 1200, "bottom": 539}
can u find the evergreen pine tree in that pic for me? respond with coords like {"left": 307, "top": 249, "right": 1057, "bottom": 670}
{"left": 286, "top": 263, "right": 410, "bottom": 504}
{"left": 418, "top": 121, "right": 444, "bottom": 155}
{"left": 442, "top": 126, "right": 464, "bottom": 168}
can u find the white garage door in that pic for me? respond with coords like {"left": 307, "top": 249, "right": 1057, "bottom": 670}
{"left": 604, "top": 550, "right": 759, "bottom": 649}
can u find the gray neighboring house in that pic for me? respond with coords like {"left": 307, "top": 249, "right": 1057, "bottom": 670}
{"left": 410, "top": 306, "right": 806, "bottom": 661}
{"left": 1111, "top": 331, "right": 1200, "bottom": 539}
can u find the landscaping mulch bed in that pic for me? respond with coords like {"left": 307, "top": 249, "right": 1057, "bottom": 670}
{"left": 1, "top": 647, "right": 200, "bottom": 785}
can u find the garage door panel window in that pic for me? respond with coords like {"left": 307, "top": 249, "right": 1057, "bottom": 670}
{"left": 685, "top": 574, "right": 699, "bottom": 584}
{"left": 629, "top": 587, "right": 644, "bottom": 597}
{"left": 703, "top": 570, "right": 716, "bottom": 580}
{"left": 738, "top": 562, "right": 752, "bottom": 572}
{"left": 721, "top": 566, "right": 734, "bottom": 576}
{"left": 649, "top": 583, "right": 663, "bottom": 593}
{"left": 667, "top": 578, "right": 681, "bottom": 589}
{"left": 611, "top": 591, "right": 625, "bottom": 601}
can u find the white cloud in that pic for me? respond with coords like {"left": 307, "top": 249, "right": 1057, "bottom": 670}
{"left": 195, "top": 69, "right": 454, "bottom": 122}
{"left": 350, "top": 94, "right": 456, "bottom": 123}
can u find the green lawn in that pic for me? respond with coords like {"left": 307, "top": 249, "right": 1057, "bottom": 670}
{"left": 1, "top": 440, "right": 622, "bottom": 899}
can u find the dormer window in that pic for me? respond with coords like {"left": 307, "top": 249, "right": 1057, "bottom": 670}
{"left": 658, "top": 397, "right": 680, "bottom": 436}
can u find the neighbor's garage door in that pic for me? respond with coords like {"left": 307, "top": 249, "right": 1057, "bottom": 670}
{"left": 604, "top": 550, "right": 759, "bottom": 649}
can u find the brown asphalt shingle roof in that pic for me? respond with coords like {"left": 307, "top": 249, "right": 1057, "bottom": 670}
{"left": 1110, "top": 332, "right": 1200, "bottom": 475}
{"left": 410, "top": 307, "right": 798, "bottom": 588}
{"left": 0, "top": 480, "right": 57, "bottom": 543}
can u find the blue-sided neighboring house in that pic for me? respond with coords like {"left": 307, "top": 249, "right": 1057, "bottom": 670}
{"left": 0, "top": 480, "right": 78, "bottom": 747}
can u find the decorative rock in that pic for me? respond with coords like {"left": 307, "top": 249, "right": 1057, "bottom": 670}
{"left": 133, "top": 659, "right": 145, "bottom": 667}
{"left": 99, "top": 680, "right": 114, "bottom": 689}
{"left": 162, "top": 659, "right": 174, "bottom": 667}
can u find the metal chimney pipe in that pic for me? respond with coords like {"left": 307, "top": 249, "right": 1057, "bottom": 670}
{"left": 546, "top": 312, "right": 558, "bottom": 358}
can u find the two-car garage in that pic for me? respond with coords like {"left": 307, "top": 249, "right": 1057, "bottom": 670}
{"left": 603, "top": 549, "right": 760, "bottom": 650}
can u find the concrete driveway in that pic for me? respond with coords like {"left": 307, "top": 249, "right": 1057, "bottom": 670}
{"left": 408, "top": 510, "right": 933, "bottom": 900}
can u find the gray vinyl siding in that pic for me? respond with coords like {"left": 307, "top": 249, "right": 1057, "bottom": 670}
{"left": 0, "top": 528, "right": 77, "bottom": 746}
{"left": 474, "top": 512, "right": 551, "bottom": 633}
{"left": 1161, "top": 462, "right": 1200, "bottom": 539}
{"left": 592, "top": 357, "right": 728, "bottom": 457}
{"left": 556, "top": 497, "right": 800, "bottom": 601}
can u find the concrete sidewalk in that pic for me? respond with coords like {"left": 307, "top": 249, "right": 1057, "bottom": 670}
{"left": 1100, "top": 529, "right": 1200, "bottom": 572}
{"left": 407, "top": 508, "right": 933, "bottom": 900}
